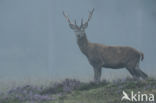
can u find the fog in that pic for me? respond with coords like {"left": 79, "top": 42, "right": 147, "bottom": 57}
{"left": 0, "top": 0, "right": 156, "bottom": 87}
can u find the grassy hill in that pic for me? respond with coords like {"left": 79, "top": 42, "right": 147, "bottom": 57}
{"left": 0, "top": 78, "right": 156, "bottom": 103}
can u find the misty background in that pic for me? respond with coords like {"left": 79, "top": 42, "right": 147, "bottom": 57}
{"left": 0, "top": 0, "right": 156, "bottom": 89}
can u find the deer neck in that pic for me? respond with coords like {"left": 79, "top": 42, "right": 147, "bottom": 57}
{"left": 77, "top": 33, "right": 89, "bottom": 56}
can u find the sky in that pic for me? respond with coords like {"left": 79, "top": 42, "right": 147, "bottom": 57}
{"left": 0, "top": 0, "right": 156, "bottom": 87}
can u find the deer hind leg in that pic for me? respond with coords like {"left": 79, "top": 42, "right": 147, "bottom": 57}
{"left": 93, "top": 68, "right": 102, "bottom": 84}
{"left": 134, "top": 64, "right": 148, "bottom": 79}
{"left": 127, "top": 67, "right": 139, "bottom": 80}
{"left": 126, "top": 60, "right": 142, "bottom": 80}
{"left": 127, "top": 65, "right": 148, "bottom": 80}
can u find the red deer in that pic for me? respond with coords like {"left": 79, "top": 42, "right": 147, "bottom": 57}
{"left": 63, "top": 9, "right": 148, "bottom": 83}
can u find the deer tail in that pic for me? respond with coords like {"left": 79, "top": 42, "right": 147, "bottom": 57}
{"left": 140, "top": 52, "right": 144, "bottom": 61}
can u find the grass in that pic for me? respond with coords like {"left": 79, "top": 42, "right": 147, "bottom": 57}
{"left": 0, "top": 78, "right": 156, "bottom": 103}
{"left": 51, "top": 78, "right": 156, "bottom": 103}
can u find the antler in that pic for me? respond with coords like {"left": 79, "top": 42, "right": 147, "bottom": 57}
{"left": 63, "top": 11, "right": 80, "bottom": 30}
{"left": 86, "top": 8, "right": 94, "bottom": 23}
{"left": 63, "top": 11, "right": 72, "bottom": 24}
{"left": 80, "top": 8, "right": 94, "bottom": 28}
{"left": 63, "top": 8, "right": 94, "bottom": 30}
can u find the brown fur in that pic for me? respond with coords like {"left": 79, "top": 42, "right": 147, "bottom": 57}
{"left": 63, "top": 9, "right": 148, "bottom": 83}
{"left": 77, "top": 33, "right": 147, "bottom": 83}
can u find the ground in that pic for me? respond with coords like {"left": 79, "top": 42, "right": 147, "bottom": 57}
{"left": 0, "top": 78, "right": 156, "bottom": 103}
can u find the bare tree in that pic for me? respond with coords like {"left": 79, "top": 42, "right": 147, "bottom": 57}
{"left": 63, "top": 8, "right": 148, "bottom": 83}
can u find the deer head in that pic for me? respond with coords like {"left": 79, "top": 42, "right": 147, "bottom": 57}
{"left": 63, "top": 8, "right": 94, "bottom": 39}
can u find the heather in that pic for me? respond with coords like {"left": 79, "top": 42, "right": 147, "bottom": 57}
{"left": 0, "top": 78, "right": 156, "bottom": 103}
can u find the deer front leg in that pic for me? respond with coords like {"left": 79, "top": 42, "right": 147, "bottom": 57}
{"left": 93, "top": 67, "right": 102, "bottom": 84}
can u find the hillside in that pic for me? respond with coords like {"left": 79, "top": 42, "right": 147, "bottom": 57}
{"left": 0, "top": 78, "right": 156, "bottom": 103}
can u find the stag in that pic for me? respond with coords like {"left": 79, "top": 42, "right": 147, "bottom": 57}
{"left": 63, "top": 9, "right": 148, "bottom": 83}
